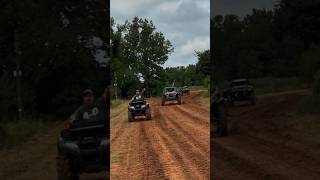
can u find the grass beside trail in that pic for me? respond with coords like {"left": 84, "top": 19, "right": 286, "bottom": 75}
{"left": 252, "top": 77, "right": 309, "bottom": 95}
{"left": 219, "top": 77, "right": 309, "bottom": 95}
{"left": 189, "top": 86, "right": 208, "bottom": 91}
{"left": 193, "top": 89, "right": 210, "bottom": 108}
{"left": 0, "top": 118, "right": 57, "bottom": 149}
{"left": 111, "top": 99, "right": 126, "bottom": 108}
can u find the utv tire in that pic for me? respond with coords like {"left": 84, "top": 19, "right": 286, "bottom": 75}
{"left": 217, "top": 104, "right": 228, "bottom": 137}
{"left": 57, "top": 154, "right": 79, "bottom": 180}
{"left": 128, "top": 111, "right": 133, "bottom": 122}
{"left": 146, "top": 108, "right": 152, "bottom": 120}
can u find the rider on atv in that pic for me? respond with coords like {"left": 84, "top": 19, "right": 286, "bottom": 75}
{"left": 131, "top": 87, "right": 146, "bottom": 101}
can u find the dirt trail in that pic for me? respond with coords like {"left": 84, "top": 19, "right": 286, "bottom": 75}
{"left": 0, "top": 122, "right": 108, "bottom": 180}
{"left": 111, "top": 91, "right": 210, "bottom": 180}
{"left": 212, "top": 90, "right": 320, "bottom": 180}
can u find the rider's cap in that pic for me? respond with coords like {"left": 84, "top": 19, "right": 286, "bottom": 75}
{"left": 82, "top": 89, "right": 93, "bottom": 96}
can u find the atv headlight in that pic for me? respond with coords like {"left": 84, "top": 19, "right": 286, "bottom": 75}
{"left": 129, "top": 106, "right": 135, "bottom": 110}
{"left": 141, "top": 105, "right": 146, "bottom": 108}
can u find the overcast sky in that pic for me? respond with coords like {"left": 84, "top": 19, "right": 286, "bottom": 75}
{"left": 111, "top": 0, "right": 210, "bottom": 67}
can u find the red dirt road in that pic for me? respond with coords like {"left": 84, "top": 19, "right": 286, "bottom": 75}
{"left": 111, "top": 92, "right": 210, "bottom": 180}
{"left": 212, "top": 90, "right": 320, "bottom": 180}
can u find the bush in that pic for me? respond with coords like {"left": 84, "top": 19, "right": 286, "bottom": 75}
{"left": 203, "top": 76, "right": 210, "bottom": 89}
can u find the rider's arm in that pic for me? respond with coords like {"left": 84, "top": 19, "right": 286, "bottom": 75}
{"left": 140, "top": 88, "right": 146, "bottom": 96}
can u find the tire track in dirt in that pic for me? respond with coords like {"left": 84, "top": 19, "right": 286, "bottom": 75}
{"left": 111, "top": 92, "right": 210, "bottom": 179}
{"left": 212, "top": 90, "right": 320, "bottom": 180}
{"left": 173, "top": 105, "right": 209, "bottom": 126}
{"left": 153, "top": 108, "right": 208, "bottom": 179}
{"left": 138, "top": 122, "right": 168, "bottom": 179}
{"left": 161, "top": 107, "right": 209, "bottom": 153}
{"left": 156, "top": 106, "right": 209, "bottom": 178}
{"left": 211, "top": 140, "right": 283, "bottom": 180}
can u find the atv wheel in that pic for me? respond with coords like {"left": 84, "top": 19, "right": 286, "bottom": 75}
{"left": 57, "top": 154, "right": 79, "bottom": 180}
{"left": 128, "top": 111, "right": 133, "bottom": 122}
{"left": 146, "top": 108, "right": 152, "bottom": 120}
{"left": 217, "top": 104, "right": 228, "bottom": 137}
{"left": 177, "top": 96, "right": 182, "bottom": 105}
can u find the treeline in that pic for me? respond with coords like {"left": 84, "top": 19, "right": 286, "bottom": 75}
{"left": 165, "top": 50, "right": 210, "bottom": 88}
{"left": 0, "top": 1, "right": 108, "bottom": 121}
{"left": 110, "top": 17, "right": 209, "bottom": 98}
{"left": 212, "top": 0, "right": 320, "bottom": 95}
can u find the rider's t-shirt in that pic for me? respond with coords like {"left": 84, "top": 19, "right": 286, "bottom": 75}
{"left": 71, "top": 97, "right": 107, "bottom": 122}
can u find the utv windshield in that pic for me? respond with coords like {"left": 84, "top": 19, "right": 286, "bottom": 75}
{"left": 166, "top": 87, "right": 175, "bottom": 92}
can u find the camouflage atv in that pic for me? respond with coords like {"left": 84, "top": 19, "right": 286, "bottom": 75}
{"left": 57, "top": 99, "right": 109, "bottom": 180}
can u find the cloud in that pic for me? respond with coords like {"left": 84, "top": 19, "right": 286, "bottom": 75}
{"left": 165, "top": 36, "right": 209, "bottom": 67}
{"left": 111, "top": 0, "right": 210, "bottom": 67}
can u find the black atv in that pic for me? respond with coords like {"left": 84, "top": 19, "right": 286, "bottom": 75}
{"left": 57, "top": 111, "right": 109, "bottom": 179}
{"left": 161, "top": 87, "right": 182, "bottom": 106}
{"left": 128, "top": 98, "right": 151, "bottom": 122}
{"left": 211, "top": 93, "right": 228, "bottom": 137}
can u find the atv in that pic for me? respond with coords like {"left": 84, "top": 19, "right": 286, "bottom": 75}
{"left": 128, "top": 98, "right": 151, "bottom": 122}
{"left": 161, "top": 87, "right": 182, "bottom": 106}
{"left": 57, "top": 107, "right": 109, "bottom": 180}
{"left": 227, "top": 79, "right": 255, "bottom": 106}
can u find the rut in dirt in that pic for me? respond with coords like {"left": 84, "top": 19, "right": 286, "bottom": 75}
{"left": 111, "top": 92, "right": 210, "bottom": 180}
{"left": 212, "top": 90, "right": 320, "bottom": 180}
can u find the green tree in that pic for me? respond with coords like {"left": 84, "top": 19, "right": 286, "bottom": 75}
{"left": 122, "top": 17, "right": 174, "bottom": 96}
{"left": 1, "top": 0, "right": 108, "bottom": 117}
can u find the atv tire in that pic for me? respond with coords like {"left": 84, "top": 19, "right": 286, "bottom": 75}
{"left": 146, "top": 108, "right": 151, "bottom": 120}
{"left": 177, "top": 96, "right": 182, "bottom": 105}
{"left": 128, "top": 111, "right": 133, "bottom": 122}
{"left": 57, "top": 154, "right": 79, "bottom": 180}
